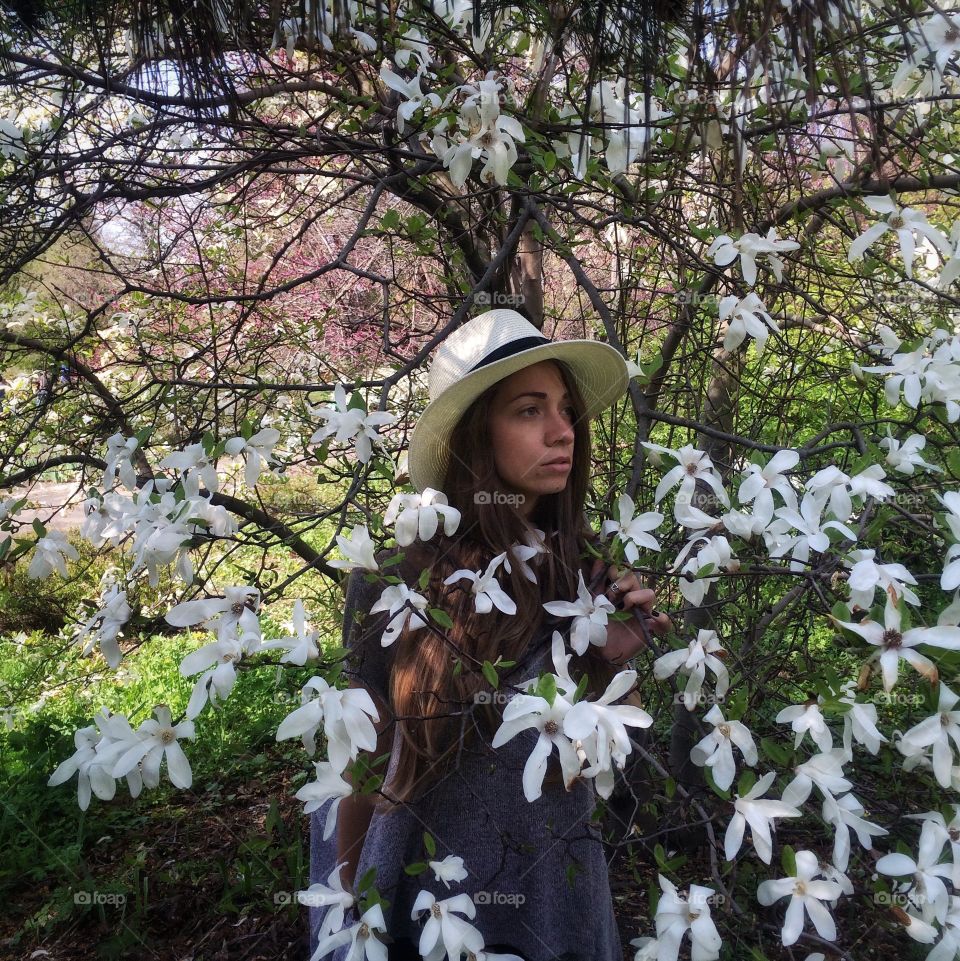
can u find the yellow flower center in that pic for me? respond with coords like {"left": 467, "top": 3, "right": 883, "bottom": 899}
{"left": 159, "top": 727, "right": 176, "bottom": 745}
{"left": 544, "top": 720, "right": 559, "bottom": 736}
{"left": 882, "top": 629, "right": 902, "bottom": 649}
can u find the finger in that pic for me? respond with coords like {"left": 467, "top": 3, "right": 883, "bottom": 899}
{"left": 618, "top": 588, "right": 656, "bottom": 612}
{"left": 649, "top": 612, "right": 673, "bottom": 635}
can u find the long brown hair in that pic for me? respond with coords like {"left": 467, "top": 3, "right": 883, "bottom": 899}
{"left": 384, "top": 359, "right": 624, "bottom": 806}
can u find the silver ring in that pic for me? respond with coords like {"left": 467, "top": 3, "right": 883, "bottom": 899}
{"left": 609, "top": 580, "right": 622, "bottom": 595}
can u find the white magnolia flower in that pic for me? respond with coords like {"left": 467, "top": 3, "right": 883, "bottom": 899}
{"left": 844, "top": 548, "right": 920, "bottom": 609}
{"left": 380, "top": 60, "right": 445, "bottom": 135}
{"left": 876, "top": 817, "right": 952, "bottom": 924}
{"left": 329, "top": 524, "right": 379, "bottom": 572}
{"left": 768, "top": 493, "right": 856, "bottom": 572}
{"left": 261, "top": 599, "right": 321, "bottom": 665}
{"left": 719, "top": 292, "right": 780, "bottom": 354}
{"left": 757, "top": 849, "right": 843, "bottom": 946}
{"left": 672, "top": 535, "right": 738, "bottom": 607}
{"left": 690, "top": 704, "right": 758, "bottom": 791}
{"left": 890, "top": 11, "right": 960, "bottom": 98}
{"left": 102, "top": 433, "right": 139, "bottom": 490}
{"left": 503, "top": 540, "right": 542, "bottom": 583}
{"left": 879, "top": 430, "right": 942, "bottom": 476}
{"left": 159, "top": 442, "right": 219, "bottom": 493}
{"left": 491, "top": 691, "right": 580, "bottom": 801}
{"left": 47, "top": 724, "right": 115, "bottom": 811}
{"left": 542, "top": 569, "right": 615, "bottom": 655}
{"left": 899, "top": 683, "right": 960, "bottom": 788}
{"left": 369, "top": 582, "right": 430, "bottom": 646}
{"left": 297, "top": 860, "right": 355, "bottom": 942}
{"left": 907, "top": 808, "right": 960, "bottom": 888}
{"left": 823, "top": 791, "right": 888, "bottom": 872}
{"left": 385, "top": 487, "right": 461, "bottom": 545}
{"left": 110, "top": 705, "right": 195, "bottom": 789}
{"left": 641, "top": 442, "right": 729, "bottom": 509}
{"left": 781, "top": 750, "right": 852, "bottom": 808}
{"left": 165, "top": 586, "right": 261, "bottom": 637}
{"left": 724, "top": 771, "right": 802, "bottom": 864}
{"left": 312, "top": 902, "right": 388, "bottom": 961}
{"left": 276, "top": 676, "right": 380, "bottom": 770}
{"left": 833, "top": 597, "right": 960, "bottom": 691}
{"left": 308, "top": 384, "right": 397, "bottom": 464}
{"left": 803, "top": 464, "right": 895, "bottom": 524}
{"left": 27, "top": 530, "right": 79, "bottom": 579}
{"left": 601, "top": 493, "right": 663, "bottom": 563}
{"left": 653, "top": 874, "right": 722, "bottom": 961}
{"left": 847, "top": 195, "right": 951, "bottom": 279}
{"left": 75, "top": 583, "right": 132, "bottom": 668}
{"left": 429, "top": 854, "right": 469, "bottom": 889}
{"left": 444, "top": 551, "right": 516, "bottom": 615}
{"left": 776, "top": 698, "right": 833, "bottom": 753}
{"left": 295, "top": 761, "right": 353, "bottom": 836}
{"left": 938, "top": 219, "right": 960, "bottom": 289}
{"left": 179, "top": 632, "right": 252, "bottom": 719}
{"left": 706, "top": 228, "right": 800, "bottom": 286}
{"left": 223, "top": 427, "right": 281, "bottom": 487}
{"left": 563, "top": 667, "right": 653, "bottom": 798}
{"left": 435, "top": 76, "right": 525, "bottom": 188}
{"left": 838, "top": 681, "right": 887, "bottom": 758}
{"left": 411, "top": 890, "right": 483, "bottom": 960}
{"left": 737, "top": 450, "right": 799, "bottom": 527}
{"left": 653, "top": 629, "right": 730, "bottom": 712}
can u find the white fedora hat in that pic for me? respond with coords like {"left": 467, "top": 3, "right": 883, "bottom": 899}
{"left": 408, "top": 309, "right": 628, "bottom": 493}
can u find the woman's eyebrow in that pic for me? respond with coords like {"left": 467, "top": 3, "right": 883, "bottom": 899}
{"left": 507, "top": 390, "right": 572, "bottom": 403}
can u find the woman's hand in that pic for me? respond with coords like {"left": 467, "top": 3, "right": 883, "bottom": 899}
{"left": 589, "top": 557, "right": 672, "bottom": 665}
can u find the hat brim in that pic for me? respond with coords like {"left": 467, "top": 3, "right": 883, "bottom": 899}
{"left": 408, "top": 340, "right": 628, "bottom": 493}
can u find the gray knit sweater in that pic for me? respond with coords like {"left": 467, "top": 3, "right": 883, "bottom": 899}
{"left": 307, "top": 549, "right": 623, "bottom": 961}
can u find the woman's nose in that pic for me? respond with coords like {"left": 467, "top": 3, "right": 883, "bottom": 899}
{"left": 547, "top": 409, "right": 575, "bottom": 444}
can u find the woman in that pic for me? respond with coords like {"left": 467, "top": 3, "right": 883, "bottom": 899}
{"left": 308, "top": 309, "right": 670, "bottom": 961}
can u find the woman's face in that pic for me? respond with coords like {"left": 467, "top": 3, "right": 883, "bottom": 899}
{"left": 487, "top": 360, "right": 576, "bottom": 517}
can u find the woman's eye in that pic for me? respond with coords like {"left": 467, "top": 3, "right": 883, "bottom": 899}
{"left": 520, "top": 406, "right": 539, "bottom": 416}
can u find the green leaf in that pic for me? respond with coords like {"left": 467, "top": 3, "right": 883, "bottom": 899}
{"left": 403, "top": 862, "right": 428, "bottom": 875}
{"left": 430, "top": 608, "right": 453, "bottom": 629}
{"left": 380, "top": 209, "right": 401, "bottom": 230}
{"left": 423, "top": 832, "right": 436, "bottom": 858}
{"left": 760, "top": 736, "right": 789, "bottom": 765}
{"left": 543, "top": 150, "right": 556, "bottom": 173}
{"left": 573, "top": 673, "right": 589, "bottom": 704}
{"left": 736, "top": 769, "right": 756, "bottom": 797}
{"left": 781, "top": 844, "right": 797, "bottom": 877}
{"left": 536, "top": 673, "right": 558, "bottom": 707}
{"left": 482, "top": 660, "right": 499, "bottom": 689}
{"left": 31, "top": 518, "right": 46, "bottom": 537}
{"left": 418, "top": 567, "right": 430, "bottom": 589}
{"left": 664, "top": 776, "right": 676, "bottom": 800}
{"left": 356, "top": 867, "right": 377, "bottom": 894}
